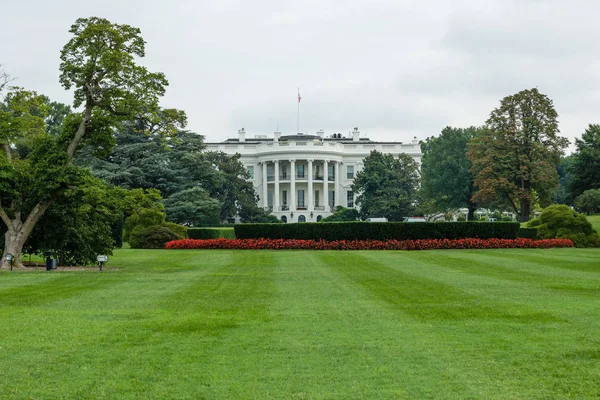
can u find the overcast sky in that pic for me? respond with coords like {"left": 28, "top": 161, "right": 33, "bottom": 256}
{"left": 3, "top": 0, "right": 600, "bottom": 149}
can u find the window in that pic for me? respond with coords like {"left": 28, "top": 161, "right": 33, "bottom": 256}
{"left": 314, "top": 190, "right": 320, "bottom": 207}
{"left": 346, "top": 165, "right": 354, "bottom": 180}
{"left": 267, "top": 191, "right": 273, "bottom": 207}
{"left": 347, "top": 191, "right": 354, "bottom": 208}
{"left": 297, "top": 164, "right": 305, "bottom": 178}
{"left": 282, "top": 190, "right": 288, "bottom": 206}
{"left": 328, "top": 190, "right": 335, "bottom": 207}
{"left": 298, "top": 190, "right": 305, "bottom": 208}
{"left": 298, "top": 215, "right": 306, "bottom": 223}
{"left": 267, "top": 165, "right": 274, "bottom": 181}
{"left": 314, "top": 165, "right": 321, "bottom": 179}
{"left": 280, "top": 164, "right": 288, "bottom": 179}
{"left": 328, "top": 165, "right": 335, "bottom": 180}
{"left": 247, "top": 166, "right": 254, "bottom": 179}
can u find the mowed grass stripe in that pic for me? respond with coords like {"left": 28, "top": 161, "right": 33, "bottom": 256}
{"left": 0, "top": 251, "right": 277, "bottom": 399}
{"left": 324, "top": 250, "right": 600, "bottom": 398}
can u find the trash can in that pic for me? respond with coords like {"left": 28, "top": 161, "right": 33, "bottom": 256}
{"left": 44, "top": 251, "right": 57, "bottom": 270}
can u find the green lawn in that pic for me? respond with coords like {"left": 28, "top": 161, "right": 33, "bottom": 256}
{"left": 1, "top": 248, "right": 600, "bottom": 399}
{"left": 588, "top": 214, "right": 600, "bottom": 232}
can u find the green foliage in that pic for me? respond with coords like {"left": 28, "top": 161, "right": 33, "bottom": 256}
{"left": 24, "top": 173, "right": 123, "bottom": 265}
{"left": 527, "top": 205, "right": 600, "bottom": 248}
{"left": 124, "top": 209, "right": 166, "bottom": 244}
{"left": 517, "top": 228, "right": 539, "bottom": 239}
{"left": 163, "top": 187, "right": 220, "bottom": 226}
{"left": 351, "top": 151, "right": 420, "bottom": 221}
{"left": 469, "top": 88, "right": 569, "bottom": 222}
{"left": 575, "top": 189, "right": 600, "bottom": 215}
{"left": 420, "top": 126, "right": 480, "bottom": 219}
{"left": 568, "top": 124, "right": 600, "bottom": 199}
{"left": 163, "top": 222, "right": 188, "bottom": 239}
{"left": 188, "top": 228, "right": 236, "bottom": 239}
{"left": 321, "top": 207, "right": 359, "bottom": 222}
{"left": 234, "top": 222, "right": 520, "bottom": 241}
{"left": 129, "top": 225, "right": 182, "bottom": 249}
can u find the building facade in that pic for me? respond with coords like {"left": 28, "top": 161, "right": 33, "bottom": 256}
{"left": 205, "top": 128, "right": 421, "bottom": 223}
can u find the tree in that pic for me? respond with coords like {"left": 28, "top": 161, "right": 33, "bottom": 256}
{"left": 351, "top": 151, "right": 420, "bottom": 221}
{"left": 1, "top": 17, "right": 184, "bottom": 268}
{"left": 568, "top": 124, "right": 600, "bottom": 199}
{"left": 527, "top": 204, "right": 600, "bottom": 248}
{"left": 24, "top": 173, "right": 123, "bottom": 266}
{"left": 420, "top": 126, "right": 480, "bottom": 220}
{"left": 468, "top": 88, "right": 569, "bottom": 222}
{"left": 163, "top": 187, "right": 220, "bottom": 226}
{"left": 575, "top": 189, "right": 600, "bottom": 215}
{"left": 321, "top": 206, "right": 359, "bottom": 222}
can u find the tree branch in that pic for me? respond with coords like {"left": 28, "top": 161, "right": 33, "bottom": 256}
{"left": 0, "top": 202, "right": 15, "bottom": 234}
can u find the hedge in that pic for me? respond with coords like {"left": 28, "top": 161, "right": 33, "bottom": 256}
{"left": 188, "top": 228, "right": 236, "bottom": 240}
{"left": 234, "top": 222, "right": 521, "bottom": 241}
{"left": 517, "top": 227, "right": 538, "bottom": 239}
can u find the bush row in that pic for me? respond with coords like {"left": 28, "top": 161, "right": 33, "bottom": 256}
{"left": 234, "top": 222, "right": 521, "bottom": 241}
{"left": 188, "top": 228, "right": 236, "bottom": 240}
{"left": 166, "top": 238, "right": 572, "bottom": 250}
{"left": 517, "top": 227, "right": 538, "bottom": 239}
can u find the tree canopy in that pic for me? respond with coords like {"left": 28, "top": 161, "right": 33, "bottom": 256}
{"left": 420, "top": 126, "right": 480, "bottom": 220}
{"left": 568, "top": 124, "right": 600, "bottom": 199}
{"left": 1, "top": 17, "right": 183, "bottom": 268}
{"left": 468, "top": 88, "right": 569, "bottom": 222}
{"left": 351, "top": 151, "right": 420, "bottom": 221}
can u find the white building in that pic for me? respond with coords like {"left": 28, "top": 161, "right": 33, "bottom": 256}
{"left": 205, "top": 128, "right": 421, "bottom": 223}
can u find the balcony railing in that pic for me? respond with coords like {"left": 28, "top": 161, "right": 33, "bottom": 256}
{"left": 296, "top": 206, "right": 307, "bottom": 211}
{"left": 279, "top": 205, "right": 289, "bottom": 211}
{"left": 264, "top": 206, "right": 273, "bottom": 212}
{"left": 314, "top": 206, "right": 325, "bottom": 211}
{"left": 296, "top": 174, "right": 306, "bottom": 180}
{"left": 279, "top": 174, "right": 289, "bottom": 180}
{"left": 313, "top": 175, "right": 323, "bottom": 181}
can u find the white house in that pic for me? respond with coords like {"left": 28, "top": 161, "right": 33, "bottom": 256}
{"left": 204, "top": 128, "right": 422, "bottom": 223}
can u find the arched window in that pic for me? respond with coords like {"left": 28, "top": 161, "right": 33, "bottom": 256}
{"left": 281, "top": 215, "right": 287, "bottom": 223}
{"left": 298, "top": 215, "right": 306, "bottom": 223}
{"left": 316, "top": 215, "right": 322, "bottom": 222}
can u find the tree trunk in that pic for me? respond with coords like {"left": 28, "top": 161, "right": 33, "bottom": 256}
{"left": 2, "top": 226, "right": 26, "bottom": 269}
{"left": 519, "top": 199, "right": 531, "bottom": 222}
{"left": 1, "top": 201, "right": 53, "bottom": 270}
{"left": 467, "top": 203, "right": 477, "bottom": 221}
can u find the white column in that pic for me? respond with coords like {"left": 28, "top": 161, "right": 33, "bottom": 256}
{"left": 308, "top": 159, "right": 314, "bottom": 212}
{"left": 262, "top": 162, "right": 268, "bottom": 209}
{"left": 323, "top": 160, "right": 328, "bottom": 211}
{"left": 290, "top": 159, "right": 296, "bottom": 212}
{"left": 335, "top": 161, "right": 341, "bottom": 206}
{"left": 274, "top": 160, "right": 280, "bottom": 210}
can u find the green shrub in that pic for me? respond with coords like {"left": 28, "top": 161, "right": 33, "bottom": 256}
{"left": 575, "top": 189, "right": 600, "bottom": 215}
{"left": 517, "top": 227, "right": 538, "bottom": 239}
{"left": 527, "top": 205, "right": 600, "bottom": 248}
{"left": 129, "top": 225, "right": 182, "bottom": 249}
{"left": 234, "top": 222, "right": 520, "bottom": 241}
{"left": 163, "top": 222, "right": 188, "bottom": 238}
{"left": 188, "top": 228, "right": 236, "bottom": 239}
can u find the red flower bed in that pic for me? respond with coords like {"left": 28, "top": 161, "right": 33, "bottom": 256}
{"left": 166, "top": 238, "right": 573, "bottom": 250}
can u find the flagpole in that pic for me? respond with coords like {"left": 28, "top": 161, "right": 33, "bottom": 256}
{"left": 297, "top": 87, "right": 300, "bottom": 134}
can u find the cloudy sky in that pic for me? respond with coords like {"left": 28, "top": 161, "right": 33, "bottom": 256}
{"left": 3, "top": 0, "right": 599, "bottom": 149}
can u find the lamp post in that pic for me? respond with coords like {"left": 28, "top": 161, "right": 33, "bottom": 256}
{"left": 5, "top": 253, "right": 14, "bottom": 271}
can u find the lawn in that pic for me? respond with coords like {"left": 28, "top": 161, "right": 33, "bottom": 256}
{"left": 588, "top": 214, "right": 600, "bottom": 232}
{"left": 1, "top": 248, "right": 600, "bottom": 399}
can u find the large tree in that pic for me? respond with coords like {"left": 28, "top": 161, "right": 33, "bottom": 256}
{"left": 568, "top": 124, "right": 600, "bottom": 199}
{"left": 1, "top": 17, "right": 184, "bottom": 268}
{"left": 468, "top": 88, "right": 569, "bottom": 222}
{"left": 351, "top": 151, "right": 420, "bottom": 221}
{"left": 420, "top": 126, "right": 480, "bottom": 220}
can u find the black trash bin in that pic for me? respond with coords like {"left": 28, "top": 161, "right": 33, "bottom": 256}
{"left": 44, "top": 251, "right": 57, "bottom": 270}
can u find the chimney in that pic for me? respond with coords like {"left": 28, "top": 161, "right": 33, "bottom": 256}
{"left": 238, "top": 127, "right": 246, "bottom": 142}
{"left": 352, "top": 127, "right": 360, "bottom": 142}
{"left": 317, "top": 129, "right": 324, "bottom": 139}
{"left": 412, "top": 136, "right": 419, "bottom": 145}
{"left": 274, "top": 131, "right": 281, "bottom": 141}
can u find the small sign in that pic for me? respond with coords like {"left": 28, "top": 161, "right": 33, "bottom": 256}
{"left": 97, "top": 255, "right": 108, "bottom": 262}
